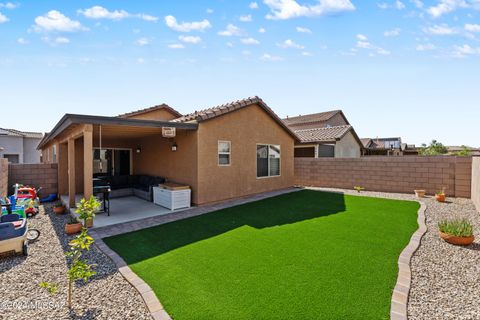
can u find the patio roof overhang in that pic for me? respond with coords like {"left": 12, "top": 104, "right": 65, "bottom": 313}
{"left": 38, "top": 114, "right": 198, "bottom": 149}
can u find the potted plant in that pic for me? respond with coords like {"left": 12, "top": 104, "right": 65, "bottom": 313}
{"left": 438, "top": 219, "right": 474, "bottom": 246}
{"left": 65, "top": 216, "right": 82, "bottom": 235}
{"left": 414, "top": 190, "right": 426, "bottom": 198}
{"left": 53, "top": 202, "right": 66, "bottom": 214}
{"left": 435, "top": 188, "right": 446, "bottom": 202}
{"left": 75, "top": 196, "right": 100, "bottom": 229}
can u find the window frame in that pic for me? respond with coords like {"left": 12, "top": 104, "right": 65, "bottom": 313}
{"left": 218, "top": 140, "right": 231, "bottom": 166}
{"left": 256, "top": 143, "right": 281, "bottom": 179}
{"left": 52, "top": 144, "right": 57, "bottom": 163}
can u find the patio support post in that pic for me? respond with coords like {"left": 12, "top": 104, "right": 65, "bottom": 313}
{"left": 83, "top": 125, "right": 93, "bottom": 199}
{"left": 57, "top": 143, "right": 68, "bottom": 195}
{"left": 67, "top": 137, "right": 76, "bottom": 208}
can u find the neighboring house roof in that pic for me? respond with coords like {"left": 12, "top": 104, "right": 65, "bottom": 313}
{"left": 118, "top": 104, "right": 182, "bottom": 119}
{"left": 361, "top": 137, "right": 403, "bottom": 150}
{"left": 294, "top": 125, "right": 362, "bottom": 147}
{"left": 282, "top": 110, "right": 350, "bottom": 126}
{"left": 37, "top": 114, "right": 198, "bottom": 149}
{"left": 360, "top": 138, "right": 373, "bottom": 148}
{"left": 173, "top": 96, "right": 299, "bottom": 141}
{"left": 0, "top": 128, "right": 43, "bottom": 139}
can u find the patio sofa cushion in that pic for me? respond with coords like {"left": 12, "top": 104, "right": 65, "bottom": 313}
{"left": 94, "top": 175, "right": 166, "bottom": 201}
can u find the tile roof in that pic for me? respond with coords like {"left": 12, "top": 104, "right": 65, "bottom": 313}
{"left": 294, "top": 125, "right": 353, "bottom": 143}
{"left": 360, "top": 138, "right": 373, "bottom": 148}
{"left": 172, "top": 96, "right": 299, "bottom": 140}
{"left": 282, "top": 110, "right": 347, "bottom": 126}
{"left": 0, "top": 128, "right": 43, "bottom": 139}
{"left": 118, "top": 104, "right": 182, "bottom": 118}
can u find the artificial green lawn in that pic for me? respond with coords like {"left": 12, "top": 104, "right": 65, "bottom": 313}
{"left": 104, "top": 190, "right": 419, "bottom": 320}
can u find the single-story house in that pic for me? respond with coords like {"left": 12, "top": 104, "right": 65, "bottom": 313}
{"left": 282, "top": 110, "right": 363, "bottom": 158}
{"left": 0, "top": 128, "right": 43, "bottom": 163}
{"left": 38, "top": 96, "right": 297, "bottom": 207}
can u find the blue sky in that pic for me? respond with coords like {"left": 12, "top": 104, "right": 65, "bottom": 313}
{"left": 0, "top": 0, "right": 479, "bottom": 146}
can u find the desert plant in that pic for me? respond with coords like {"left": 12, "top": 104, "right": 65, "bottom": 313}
{"left": 66, "top": 216, "right": 80, "bottom": 225}
{"left": 39, "top": 282, "right": 58, "bottom": 295}
{"left": 354, "top": 186, "right": 364, "bottom": 193}
{"left": 438, "top": 219, "right": 473, "bottom": 237}
{"left": 436, "top": 187, "right": 445, "bottom": 196}
{"left": 53, "top": 201, "right": 64, "bottom": 208}
{"left": 75, "top": 196, "right": 100, "bottom": 227}
{"left": 453, "top": 145, "right": 472, "bottom": 157}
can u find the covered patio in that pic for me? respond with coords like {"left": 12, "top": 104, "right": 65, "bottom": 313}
{"left": 40, "top": 114, "right": 198, "bottom": 225}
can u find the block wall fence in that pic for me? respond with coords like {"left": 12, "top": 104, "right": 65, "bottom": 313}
{"left": 294, "top": 156, "right": 472, "bottom": 198}
{"left": 0, "top": 159, "right": 8, "bottom": 197}
{"left": 472, "top": 157, "right": 480, "bottom": 212}
{"left": 8, "top": 163, "right": 58, "bottom": 196}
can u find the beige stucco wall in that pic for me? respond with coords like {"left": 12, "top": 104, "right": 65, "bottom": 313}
{"left": 132, "top": 130, "right": 199, "bottom": 203}
{"left": 335, "top": 131, "right": 361, "bottom": 158}
{"left": 472, "top": 157, "right": 480, "bottom": 212}
{"left": 124, "top": 109, "right": 179, "bottom": 121}
{"left": 195, "top": 104, "right": 295, "bottom": 204}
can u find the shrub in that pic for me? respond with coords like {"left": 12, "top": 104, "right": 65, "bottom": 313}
{"left": 438, "top": 219, "right": 473, "bottom": 237}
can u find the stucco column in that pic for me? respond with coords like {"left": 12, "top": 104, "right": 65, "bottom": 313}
{"left": 67, "top": 138, "right": 76, "bottom": 208}
{"left": 83, "top": 125, "right": 93, "bottom": 199}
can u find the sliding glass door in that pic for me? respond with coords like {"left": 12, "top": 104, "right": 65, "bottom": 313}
{"left": 93, "top": 148, "right": 131, "bottom": 176}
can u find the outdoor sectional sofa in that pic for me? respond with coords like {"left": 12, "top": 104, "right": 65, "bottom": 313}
{"left": 93, "top": 174, "right": 166, "bottom": 202}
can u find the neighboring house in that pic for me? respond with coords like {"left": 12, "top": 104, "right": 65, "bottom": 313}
{"left": 38, "top": 96, "right": 297, "bottom": 207}
{"left": 361, "top": 137, "right": 418, "bottom": 156}
{"left": 447, "top": 146, "right": 480, "bottom": 156}
{"left": 282, "top": 110, "right": 363, "bottom": 158}
{"left": 0, "top": 128, "right": 43, "bottom": 163}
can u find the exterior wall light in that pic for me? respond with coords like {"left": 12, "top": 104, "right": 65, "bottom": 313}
{"left": 171, "top": 142, "right": 177, "bottom": 152}
{"left": 136, "top": 147, "right": 142, "bottom": 154}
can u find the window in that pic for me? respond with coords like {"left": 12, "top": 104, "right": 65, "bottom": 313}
{"left": 218, "top": 141, "right": 231, "bottom": 166}
{"left": 257, "top": 144, "right": 281, "bottom": 178}
{"left": 52, "top": 145, "right": 57, "bottom": 163}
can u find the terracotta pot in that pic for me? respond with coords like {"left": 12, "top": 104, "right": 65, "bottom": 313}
{"left": 439, "top": 231, "right": 474, "bottom": 246}
{"left": 53, "top": 206, "right": 65, "bottom": 215}
{"left": 85, "top": 218, "right": 93, "bottom": 228}
{"left": 65, "top": 223, "right": 82, "bottom": 235}
{"left": 414, "top": 190, "right": 426, "bottom": 198}
{"left": 435, "top": 194, "right": 446, "bottom": 202}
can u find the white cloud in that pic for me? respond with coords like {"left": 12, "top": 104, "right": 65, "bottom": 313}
{"left": 0, "top": 12, "right": 8, "bottom": 23}
{"left": 17, "top": 37, "right": 28, "bottom": 44}
{"left": 42, "top": 36, "right": 70, "bottom": 46}
{"left": 423, "top": 24, "right": 457, "bottom": 35}
{"left": 427, "top": 0, "right": 469, "bottom": 18}
{"left": 137, "top": 58, "right": 145, "bottom": 64}
{"left": 78, "top": 6, "right": 158, "bottom": 22}
{"left": 258, "top": 27, "right": 266, "bottom": 33}
{"left": 33, "top": 10, "right": 87, "bottom": 33}
{"left": 356, "top": 34, "right": 368, "bottom": 41}
{"left": 296, "top": 26, "right": 312, "bottom": 33}
{"left": 226, "top": 42, "right": 234, "bottom": 48}
{"left": 302, "top": 51, "right": 313, "bottom": 56}
{"left": 249, "top": 2, "right": 259, "bottom": 9}
{"left": 78, "top": 6, "right": 129, "bottom": 20}
{"left": 452, "top": 44, "right": 480, "bottom": 57}
{"left": 264, "top": 0, "right": 355, "bottom": 20}
{"left": 410, "top": 0, "right": 424, "bottom": 8}
{"left": 416, "top": 43, "right": 436, "bottom": 51}
{"left": 136, "top": 37, "right": 151, "bottom": 46}
{"left": 179, "top": 35, "right": 202, "bottom": 44}
{"left": 206, "top": 8, "right": 214, "bottom": 14}
{"left": 218, "top": 24, "right": 244, "bottom": 36}
{"left": 395, "top": 0, "right": 406, "bottom": 9}
{"left": 261, "top": 53, "right": 284, "bottom": 61}
{"left": 164, "top": 15, "right": 211, "bottom": 32}
{"left": 355, "top": 34, "right": 390, "bottom": 55}
{"left": 465, "top": 23, "right": 480, "bottom": 32}
{"left": 384, "top": 28, "right": 401, "bottom": 37}
{"left": 240, "top": 14, "right": 252, "bottom": 22}
{"left": 378, "top": 1, "right": 406, "bottom": 9}
{"left": 242, "top": 49, "right": 251, "bottom": 55}
{"left": 278, "top": 39, "right": 305, "bottom": 49}
{"left": 0, "top": 2, "right": 17, "bottom": 9}
{"left": 168, "top": 43, "right": 185, "bottom": 49}
{"left": 241, "top": 37, "right": 260, "bottom": 45}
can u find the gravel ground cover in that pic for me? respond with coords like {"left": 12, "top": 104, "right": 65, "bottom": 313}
{"left": 309, "top": 187, "right": 480, "bottom": 320}
{"left": 0, "top": 204, "right": 150, "bottom": 320}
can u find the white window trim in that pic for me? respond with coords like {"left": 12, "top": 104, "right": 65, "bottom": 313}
{"left": 256, "top": 143, "right": 281, "bottom": 179}
{"left": 52, "top": 144, "right": 57, "bottom": 163}
{"left": 218, "top": 140, "right": 231, "bottom": 166}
